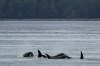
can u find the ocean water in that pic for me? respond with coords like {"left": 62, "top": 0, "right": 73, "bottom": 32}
{"left": 0, "top": 21, "right": 100, "bottom": 66}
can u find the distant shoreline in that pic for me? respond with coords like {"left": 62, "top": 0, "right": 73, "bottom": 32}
{"left": 1, "top": 18, "right": 100, "bottom": 21}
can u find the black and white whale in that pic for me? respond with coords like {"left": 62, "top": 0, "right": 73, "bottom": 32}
{"left": 23, "top": 52, "right": 34, "bottom": 57}
{"left": 80, "top": 51, "right": 84, "bottom": 59}
{"left": 46, "top": 53, "right": 71, "bottom": 59}
{"left": 38, "top": 50, "right": 47, "bottom": 58}
{"left": 46, "top": 51, "right": 84, "bottom": 59}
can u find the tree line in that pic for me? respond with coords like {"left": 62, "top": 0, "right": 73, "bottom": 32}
{"left": 0, "top": 0, "right": 100, "bottom": 19}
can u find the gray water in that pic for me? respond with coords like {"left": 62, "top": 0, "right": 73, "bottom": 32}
{"left": 0, "top": 21, "right": 100, "bottom": 66}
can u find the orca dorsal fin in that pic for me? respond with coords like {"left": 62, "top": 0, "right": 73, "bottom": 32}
{"left": 80, "top": 51, "right": 84, "bottom": 59}
{"left": 38, "top": 50, "right": 42, "bottom": 58}
{"left": 45, "top": 53, "right": 51, "bottom": 59}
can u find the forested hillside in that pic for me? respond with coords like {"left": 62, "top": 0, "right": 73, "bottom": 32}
{"left": 0, "top": 0, "right": 100, "bottom": 19}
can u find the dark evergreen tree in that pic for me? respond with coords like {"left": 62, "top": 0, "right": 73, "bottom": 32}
{"left": 0, "top": 0, "right": 100, "bottom": 19}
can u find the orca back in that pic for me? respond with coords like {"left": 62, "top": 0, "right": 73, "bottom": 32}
{"left": 23, "top": 52, "right": 34, "bottom": 57}
{"left": 46, "top": 54, "right": 51, "bottom": 59}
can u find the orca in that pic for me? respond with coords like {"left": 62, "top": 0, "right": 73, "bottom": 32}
{"left": 38, "top": 50, "right": 47, "bottom": 58}
{"left": 23, "top": 52, "right": 34, "bottom": 57}
{"left": 80, "top": 51, "right": 84, "bottom": 59}
{"left": 46, "top": 53, "right": 71, "bottom": 59}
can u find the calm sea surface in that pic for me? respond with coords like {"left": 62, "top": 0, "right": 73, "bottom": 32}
{"left": 0, "top": 21, "right": 100, "bottom": 66}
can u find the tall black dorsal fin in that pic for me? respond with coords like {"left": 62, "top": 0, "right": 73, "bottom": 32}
{"left": 38, "top": 50, "right": 42, "bottom": 58}
{"left": 80, "top": 51, "right": 84, "bottom": 59}
{"left": 45, "top": 54, "right": 51, "bottom": 59}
